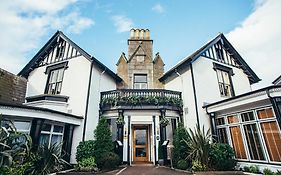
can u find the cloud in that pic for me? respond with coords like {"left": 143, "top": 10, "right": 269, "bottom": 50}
{"left": 152, "top": 3, "right": 165, "bottom": 14}
{"left": 0, "top": 0, "right": 94, "bottom": 74}
{"left": 112, "top": 15, "right": 133, "bottom": 33}
{"left": 227, "top": 0, "right": 281, "bottom": 89}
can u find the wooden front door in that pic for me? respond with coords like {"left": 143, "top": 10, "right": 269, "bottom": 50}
{"left": 133, "top": 126, "right": 148, "bottom": 162}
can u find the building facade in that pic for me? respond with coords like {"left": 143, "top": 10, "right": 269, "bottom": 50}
{"left": 0, "top": 29, "right": 280, "bottom": 170}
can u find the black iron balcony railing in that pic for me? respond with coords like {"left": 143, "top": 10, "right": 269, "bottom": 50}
{"left": 100, "top": 89, "right": 183, "bottom": 110}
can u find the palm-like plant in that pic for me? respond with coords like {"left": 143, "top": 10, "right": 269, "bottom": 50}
{"left": 27, "top": 142, "right": 69, "bottom": 175}
{"left": 0, "top": 115, "right": 32, "bottom": 168}
{"left": 183, "top": 125, "right": 212, "bottom": 167}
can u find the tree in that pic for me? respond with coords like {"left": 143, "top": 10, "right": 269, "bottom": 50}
{"left": 172, "top": 122, "right": 190, "bottom": 167}
{"left": 94, "top": 117, "right": 114, "bottom": 168}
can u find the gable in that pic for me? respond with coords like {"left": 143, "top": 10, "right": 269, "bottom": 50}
{"left": 18, "top": 31, "right": 91, "bottom": 78}
{"left": 160, "top": 33, "right": 260, "bottom": 84}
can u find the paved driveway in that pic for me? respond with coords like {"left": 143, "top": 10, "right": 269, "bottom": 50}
{"left": 103, "top": 165, "right": 190, "bottom": 175}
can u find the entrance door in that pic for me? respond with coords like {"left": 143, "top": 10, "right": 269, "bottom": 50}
{"left": 133, "top": 126, "right": 148, "bottom": 162}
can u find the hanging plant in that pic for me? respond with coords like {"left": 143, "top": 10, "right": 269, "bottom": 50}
{"left": 116, "top": 116, "right": 125, "bottom": 126}
{"left": 159, "top": 116, "right": 170, "bottom": 126}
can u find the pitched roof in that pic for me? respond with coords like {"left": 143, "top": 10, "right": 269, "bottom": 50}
{"left": 18, "top": 31, "right": 122, "bottom": 82}
{"left": 272, "top": 75, "right": 281, "bottom": 85}
{"left": 159, "top": 33, "right": 260, "bottom": 84}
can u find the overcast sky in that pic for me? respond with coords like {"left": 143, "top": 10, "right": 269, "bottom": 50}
{"left": 0, "top": 0, "right": 280, "bottom": 89}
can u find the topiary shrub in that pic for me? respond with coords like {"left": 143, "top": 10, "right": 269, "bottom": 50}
{"left": 249, "top": 165, "right": 260, "bottom": 174}
{"left": 177, "top": 160, "right": 189, "bottom": 170}
{"left": 172, "top": 122, "right": 190, "bottom": 168}
{"left": 192, "top": 160, "right": 207, "bottom": 172}
{"left": 263, "top": 168, "right": 274, "bottom": 175}
{"left": 76, "top": 140, "right": 95, "bottom": 162}
{"left": 77, "top": 157, "right": 97, "bottom": 172}
{"left": 209, "top": 143, "right": 236, "bottom": 171}
{"left": 243, "top": 166, "right": 250, "bottom": 172}
{"left": 94, "top": 117, "right": 114, "bottom": 169}
{"left": 98, "top": 152, "right": 120, "bottom": 170}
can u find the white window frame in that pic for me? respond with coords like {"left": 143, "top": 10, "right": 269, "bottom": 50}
{"left": 40, "top": 123, "right": 64, "bottom": 148}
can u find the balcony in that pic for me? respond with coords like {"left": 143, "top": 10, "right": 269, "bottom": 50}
{"left": 100, "top": 89, "right": 183, "bottom": 111}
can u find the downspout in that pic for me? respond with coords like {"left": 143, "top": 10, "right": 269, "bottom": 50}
{"left": 82, "top": 61, "right": 94, "bottom": 141}
{"left": 190, "top": 63, "right": 200, "bottom": 127}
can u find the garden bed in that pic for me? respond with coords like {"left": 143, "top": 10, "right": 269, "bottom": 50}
{"left": 193, "top": 171, "right": 244, "bottom": 175}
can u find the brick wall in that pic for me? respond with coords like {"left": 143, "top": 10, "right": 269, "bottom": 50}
{"left": 0, "top": 68, "right": 27, "bottom": 104}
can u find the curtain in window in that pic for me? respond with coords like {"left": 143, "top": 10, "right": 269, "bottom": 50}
{"left": 261, "top": 121, "right": 281, "bottom": 162}
{"left": 230, "top": 126, "right": 247, "bottom": 159}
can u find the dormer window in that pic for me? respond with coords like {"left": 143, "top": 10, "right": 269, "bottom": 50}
{"left": 45, "top": 62, "right": 68, "bottom": 95}
{"left": 134, "top": 74, "right": 147, "bottom": 89}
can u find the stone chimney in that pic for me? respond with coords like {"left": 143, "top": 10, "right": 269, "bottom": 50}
{"left": 130, "top": 29, "right": 150, "bottom": 40}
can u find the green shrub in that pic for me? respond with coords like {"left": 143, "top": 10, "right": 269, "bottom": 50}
{"left": 192, "top": 160, "right": 207, "bottom": 172}
{"left": 94, "top": 117, "right": 114, "bottom": 169}
{"left": 209, "top": 143, "right": 236, "bottom": 171}
{"left": 172, "top": 123, "right": 189, "bottom": 168}
{"left": 275, "top": 170, "right": 281, "bottom": 175}
{"left": 76, "top": 140, "right": 95, "bottom": 162}
{"left": 77, "top": 157, "right": 97, "bottom": 172}
{"left": 249, "top": 165, "right": 260, "bottom": 174}
{"left": 98, "top": 152, "right": 120, "bottom": 170}
{"left": 177, "top": 160, "right": 189, "bottom": 170}
{"left": 243, "top": 166, "right": 250, "bottom": 172}
{"left": 263, "top": 168, "right": 274, "bottom": 175}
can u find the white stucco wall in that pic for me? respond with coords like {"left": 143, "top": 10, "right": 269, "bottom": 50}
{"left": 84, "top": 64, "right": 117, "bottom": 141}
{"left": 164, "top": 56, "right": 253, "bottom": 131}
{"left": 164, "top": 69, "right": 198, "bottom": 130}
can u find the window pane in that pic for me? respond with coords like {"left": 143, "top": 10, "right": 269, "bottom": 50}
{"left": 228, "top": 115, "right": 239, "bottom": 124}
{"left": 215, "top": 117, "right": 225, "bottom": 125}
{"left": 222, "top": 71, "right": 230, "bottom": 84}
{"left": 51, "top": 135, "right": 63, "bottom": 145}
{"left": 241, "top": 112, "right": 255, "bottom": 122}
{"left": 53, "top": 125, "right": 63, "bottom": 133}
{"left": 257, "top": 108, "right": 274, "bottom": 119}
{"left": 217, "top": 128, "right": 228, "bottom": 144}
{"left": 14, "top": 121, "right": 30, "bottom": 131}
{"left": 230, "top": 126, "right": 247, "bottom": 159}
{"left": 243, "top": 124, "right": 265, "bottom": 160}
{"left": 217, "top": 70, "right": 223, "bottom": 82}
{"left": 261, "top": 121, "right": 281, "bottom": 162}
{"left": 41, "top": 124, "right": 51, "bottom": 132}
{"left": 39, "top": 133, "right": 50, "bottom": 146}
{"left": 57, "top": 69, "right": 64, "bottom": 81}
{"left": 134, "top": 75, "right": 147, "bottom": 83}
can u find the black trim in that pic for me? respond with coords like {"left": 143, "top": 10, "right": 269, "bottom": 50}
{"left": 0, "top": 101, "right": 83, "bottom": 119}
{"left": 30, "top": 118, "right": 45, "bottom": 151}
{"left": 82, "top": 61, "right": 93, "bottom": 141}
{"left": 153, "top": 116, "right": 157, "bottom": 164}
{"left": 273, "top": 75, "right": 281, "bottom": 85}
{"left": 159, "top": 33, "right": 260, "bottom": 84}
{"left": 190, "top": 63, "right": 200, "bottom": 127}
{"left": 26, "top": 94, "right": 69, "bottom": 103}
{"left": 45, "top": 61, "right": 68, "bottom": 74}
{"left": 127, "top": 116, "right": 131, "bottom": 165}
{"left": 271, "top": 97, "right": 281, "bottom": 130}
{"left": 204, "top": 85, "right": 281, "bottom": 109}
{"left": 62, "top": 124, "right": 74, "bottom": 162}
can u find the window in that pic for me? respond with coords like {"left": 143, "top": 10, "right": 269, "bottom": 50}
{"left": 216, "top": 69, "right": 233, "bottom": 97}
{"left": 243, "top": 124, "right": 265, "bottom": 160}
{"left": 134, "top": 74, "right": 147, "bottom": 89}
{"left": 229, "top": 126, "right": 247, "bottom": 159}
{"left": 228, "top": 115, "right": 239, "bottom": 124}
{"left": 39, "top": 123, "right": 64, "bottom": 148}
{"left": 1, "top": 120, "right": 31, "bottom": 134}
{"left": 241, "top": 111, "right": 255, "bottom": 122}
{"left": 217, "top": 127, "right": 228, "bottom": 144}
{"left": 46, "top": 68, "right": 64, "bottom": 94}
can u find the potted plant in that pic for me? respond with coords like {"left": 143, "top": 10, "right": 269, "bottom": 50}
{"left": 159, "top": 116, "right": 170, "bottom": 127}
{"left": 116, "top": 116, "right": 125, "bottom": 126}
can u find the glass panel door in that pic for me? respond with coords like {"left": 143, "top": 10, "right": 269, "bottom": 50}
{"left": 133, "top": 126, "right": 148, "bottom": 162}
